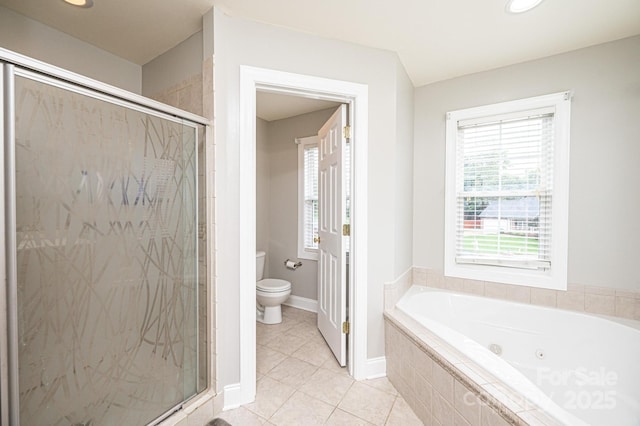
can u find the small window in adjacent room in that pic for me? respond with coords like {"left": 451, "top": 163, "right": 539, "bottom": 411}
{"left": 297, "top": 136, "right": 319, "bottom": 260}
{"left": 444, "top": 92, "right": 571, "bottom": 290}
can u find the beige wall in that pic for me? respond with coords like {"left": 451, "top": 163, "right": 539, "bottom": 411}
{"left": 413, "top": 35, "right": 640, "bottom": 291}
{"left": 0, "top": 5, "right": 141, "bottom": 93}
{"left": 258, "top": 108, "right": 337, "bottom": 300}
{"left": 142, "top": 31, "right": 203, "bottom": 99}
{"left": 393, "top": 60, "right": 415, "bottom": 278}
{"left": 256, "top": 117, "right": 270, "bottom": 271}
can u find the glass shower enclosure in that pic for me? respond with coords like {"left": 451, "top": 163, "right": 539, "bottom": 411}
{"left": 1, "top": 57, "right": 208, "bottom": 425}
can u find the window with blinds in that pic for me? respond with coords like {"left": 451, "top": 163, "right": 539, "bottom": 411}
{"left": 303, "top": 144, "right": 319, "bottom": 251}
{"left": 444, "top": 92, "right": 571, "bottom": 290}
{"left": 456, "top": 110, "right": 553, "bottom": 269}
{"left": 297, "top": 136, "right": 320, "bottom": 260}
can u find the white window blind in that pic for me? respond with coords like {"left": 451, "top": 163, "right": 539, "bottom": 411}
{"left": 445, "top": 92, "right": 571, "bottom": 290}
{"left": 303, "top": 143, "right": 319, "bottom": 252}
{"left": 455, "top": 110, "right": 554, "bottom": 270}
{"left": 297, "top": 135, "right": 350, "bottom": 260}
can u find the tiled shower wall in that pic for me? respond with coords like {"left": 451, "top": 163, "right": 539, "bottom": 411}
{"left": 150, "top": 73, "right": 204, "bottom": 116}
{"left": 14, "top": 72, "right": 209, "bottom": 424}
{"left": 150, "top": 56, "right": 220, "bottom": 425}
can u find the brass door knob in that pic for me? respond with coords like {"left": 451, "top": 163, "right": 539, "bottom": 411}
{"left": 313, "top": 237, "right": 321, "bottom": 243}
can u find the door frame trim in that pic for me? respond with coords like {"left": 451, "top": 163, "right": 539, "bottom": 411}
{"left": 238, "top": 66, "right": 369, "bottom": 403}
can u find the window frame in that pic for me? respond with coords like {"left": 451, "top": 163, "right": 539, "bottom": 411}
{"left": 297, "top": 135, "right": 320, "bottom": 261}
{"left": 444, "top": 92, "right": 571, "bottom": 290}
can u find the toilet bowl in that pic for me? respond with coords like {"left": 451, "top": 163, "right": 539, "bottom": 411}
{"left": 256, "top": 251, "right": 292, "bottom": 324}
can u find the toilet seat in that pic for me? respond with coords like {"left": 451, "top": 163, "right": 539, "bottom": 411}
{"left": 257, "top": 278, "right": 291, "bottom": 293}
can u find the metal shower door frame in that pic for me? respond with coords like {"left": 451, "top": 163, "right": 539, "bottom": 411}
{"left": 0, "top": 60, "right": 18, "bottom": 426}
{"left": 0, "top": 48, "right": 211, "bottom": 425}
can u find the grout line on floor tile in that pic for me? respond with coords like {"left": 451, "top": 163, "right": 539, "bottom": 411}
{"left": 257, "top": 306, "right": 391, "bottom": 425}
{"left": 383, "top": 395, "right": 399, "bottom": 425}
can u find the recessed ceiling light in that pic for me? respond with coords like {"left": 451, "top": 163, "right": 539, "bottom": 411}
{"left": 505, "top": 0, "right": 544, "bottom": 14}
{"left": 62, "top": 0, "right": 94, "bottom": 8}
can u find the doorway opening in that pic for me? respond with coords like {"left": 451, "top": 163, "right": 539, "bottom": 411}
{"left": 237, "top": 66, "right": 369, "bottom": 405}
{"left": 255, "top": 91, "right": 347, "bottom": 365}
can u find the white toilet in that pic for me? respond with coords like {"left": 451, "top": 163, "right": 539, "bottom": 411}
{"left": 256, "top": 251, "right": 292, "bottom": 324}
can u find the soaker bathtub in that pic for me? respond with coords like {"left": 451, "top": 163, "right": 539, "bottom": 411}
{"left": 395, "top": 286, "right": 640, "bottom": 426}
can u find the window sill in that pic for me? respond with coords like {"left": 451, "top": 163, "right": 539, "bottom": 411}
{"left": 445, "top": 261, "right": 566, "bottom": 291}
{"left": 297, "top": 250, "right": 318, "bottom": 262}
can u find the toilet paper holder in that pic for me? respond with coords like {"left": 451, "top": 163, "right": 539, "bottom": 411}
{"left": 284, "top": 259, "right": 302, "bottom": 270}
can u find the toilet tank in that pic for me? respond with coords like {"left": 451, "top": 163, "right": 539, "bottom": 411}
{"left": 256, "top": 251, "right": 266, "bottom": 281}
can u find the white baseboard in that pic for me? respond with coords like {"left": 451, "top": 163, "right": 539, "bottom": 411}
{"left": 222, "top": 383, "right": 243, "bottom": 410}
{"left": 364, "top": 356, "right": 387, "bottom": 379}
{"left": 283, "top": 295, "right": 318, "bottom": 313}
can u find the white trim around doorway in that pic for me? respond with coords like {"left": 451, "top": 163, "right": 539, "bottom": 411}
{"left": 236, "top": 65, "right": 369, "bottom": 406}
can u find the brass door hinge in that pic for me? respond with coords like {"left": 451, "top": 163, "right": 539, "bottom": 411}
{"left": 343, "top": 125, "right": 351, "bottom": 139}
{"left": 342, "top": 224, "right": 350, "bottom": 236}
{"left": 342, "top": 321, "right": 350, "bottom": 334}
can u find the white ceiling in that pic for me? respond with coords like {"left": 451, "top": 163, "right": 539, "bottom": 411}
{"left": 1, "top": 0, "right": 639, "bottom": 86}
{"left": 256, "top": 91, "right": 340, "bottom": 122}
{"left": 0, "top": 0, "right": 214, "bottom": 67}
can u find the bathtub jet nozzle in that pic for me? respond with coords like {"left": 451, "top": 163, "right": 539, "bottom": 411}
{"left": 489, "top": 343, "right": 503, "bottom": 356}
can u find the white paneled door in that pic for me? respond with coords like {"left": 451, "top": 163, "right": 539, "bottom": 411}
{"left": 317, "top": 105, "right": 348, "bottom": 366}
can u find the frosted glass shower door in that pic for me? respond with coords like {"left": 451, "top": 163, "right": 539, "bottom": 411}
{"left": 12, "top": 72, "right": 203, "bottom": 425}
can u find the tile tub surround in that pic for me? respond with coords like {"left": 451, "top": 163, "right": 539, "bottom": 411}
{"left": 384, "top": 267, "right": 413, "bottom": 311}
{"left": 390, "top": 268, "right": 640, "bottom": 322}
{"left": 384, "top": 310, "right": 562, "bottom": 426}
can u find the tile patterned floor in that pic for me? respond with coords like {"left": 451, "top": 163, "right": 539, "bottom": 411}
{"left": 216, "top": 306, "right": 423, "bottom": 425}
